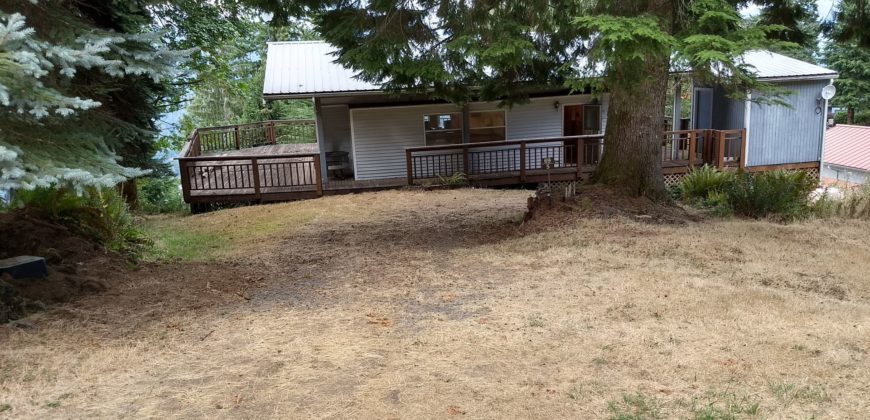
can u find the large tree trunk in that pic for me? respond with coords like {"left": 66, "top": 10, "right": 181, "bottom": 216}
{"left": 594, "top": 54, "right": 670, "bottom": 200}
{"left": 847, "top": 107, "right": 855, "bottom": 125}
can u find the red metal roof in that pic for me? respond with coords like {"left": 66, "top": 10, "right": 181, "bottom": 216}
{"left": 824, "top": 125, "right": 870, "bottom": 171}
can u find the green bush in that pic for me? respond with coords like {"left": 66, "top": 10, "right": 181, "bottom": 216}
{"left": 676, "top": 167, "right": 817, "bottom": 221}
{"left": 8, "top": 187, "right": 150, "bottom": 260}
{"left": 725, "top": 170, "right": 816, "bottom": 220}
{"left": 138, "top": 176, "right": 186, "bottom": 214}
{"left": 679, "top": 165, "right": 734, "bottom": 202}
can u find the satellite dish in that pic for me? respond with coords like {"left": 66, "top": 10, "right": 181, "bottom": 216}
{"left": 821, "top": 84, "right": 837, "bottom": 100}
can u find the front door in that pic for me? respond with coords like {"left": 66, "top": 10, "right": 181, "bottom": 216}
{"left": 563, "top": 105, "right": 583, "bottom": 164}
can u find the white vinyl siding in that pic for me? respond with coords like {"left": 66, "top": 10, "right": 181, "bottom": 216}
{"left": 351, "top": 104, "right": 459, "bottom": 180}
{"left": 350, "top": 94, "right": 609, "bottom": 180}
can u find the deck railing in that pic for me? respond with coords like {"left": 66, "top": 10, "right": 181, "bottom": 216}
{"left": 178, "top": 119, "right": 321, "bottom": 204}
{"left": 406, "top": 135, "right": 605, "bottom": 185}
{"left": 406, "top": 129, "right": 746, "bottom": 184}
{"left": 181, "top": 119, "right": 317, "bottom": 157}
{"left": 178, "top": 153, "right": 322, "bottom": 203}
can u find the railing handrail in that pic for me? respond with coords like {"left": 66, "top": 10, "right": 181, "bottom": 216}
{"left": 195, "top": 119, "right": 315, "bottom": 133}
{"left": 179, "top": 119, "right": 318, "bottom": 158}
{"left": 177, "top": 152, "right": 319, "bottom": 162}
{"left": 406, "top": 133, "right": 604, "bottom": 153}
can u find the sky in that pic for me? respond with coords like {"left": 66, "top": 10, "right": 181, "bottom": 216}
{"left": 742, "top": 0, "right": 837, "bottom": 20}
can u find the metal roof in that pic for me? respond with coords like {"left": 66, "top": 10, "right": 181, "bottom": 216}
{"left": 824, "top": 125, "right": 870, "bottom": 172}
{"left": 740, "top": 50, "right": 837, "bottom": 81}
{"left": 263, "top": 42, "right": 838, "bottom": 97}
{"left": 263, "top": 41, "right": 379, "bottom": 98}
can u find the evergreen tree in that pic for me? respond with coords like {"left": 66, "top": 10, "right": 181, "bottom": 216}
{"left": 283, "top": 0, "right": 791, "bottom": 198}
{"left": 748, "top": 0, "right": 821, "bottom": 61}
{"left": 151, "top": 1, "right": 315, "bottom": 150}
{"left": 826, "top": 0, "right": 870, "bottom": 47}
{"left": 824, "top": 1, "right": 870, "bottom": 125}
{"left": 0, "top": 1, "right": 187, "bottom": 190}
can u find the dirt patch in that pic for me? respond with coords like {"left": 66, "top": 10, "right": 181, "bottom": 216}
{"left": 523, "top": 184, "right": 703, "bottom": 230}
{"left": 0, "top": 209, "right": 126, "bottom": 319}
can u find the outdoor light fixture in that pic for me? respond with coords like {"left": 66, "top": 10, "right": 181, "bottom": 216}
{"left": 553, "top": 101, "right": 560, "bottom": 109}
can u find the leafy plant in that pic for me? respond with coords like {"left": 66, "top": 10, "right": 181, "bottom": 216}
{"left": 678, "top": 165, "right": 735, "bottom": 202}
{"left": 9, "top": 187, "right": 151, "bottom": 260}
{"left": 677, "top": 167, "right": 817, "bottom": 221}
{"left": 436, "top": 172, "right": 468, "bottom": 187}
{"left": 138, "top": 177, "right": 186, "bottom": 215}
{"left": 725, "top": 170, "right": 816, "bottom": 220}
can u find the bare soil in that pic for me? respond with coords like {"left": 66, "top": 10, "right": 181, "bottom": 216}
{"left": 1, "top": 188, "right": 868, "bottom": 419}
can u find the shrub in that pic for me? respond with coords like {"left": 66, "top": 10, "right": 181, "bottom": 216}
{"left": 678, "top": 165, "right": 734, "bottom": 201}
{"left": 812, "top": 183, "right": 870, "bottom": 219}
{"left": 138, "top": 176, "right": 186, "bottom": 214}
{"left": 725, "top": 170, "right": 816, "bottom": 220}
{"left": 8, "top": 187, "right": 150, "bottom": 260}
{"left": 436, "top": 172, "right": 468, "bottom": 187}
{"left": 676, "top": 167, "right": 818, "bottom": 221}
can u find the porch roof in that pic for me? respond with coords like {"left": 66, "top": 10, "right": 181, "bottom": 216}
{"left": 263, "top": 41, "right": 837, "bottom": 98}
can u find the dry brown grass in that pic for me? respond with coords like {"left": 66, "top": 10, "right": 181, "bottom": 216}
{"left": 1, "top": 188, "right": 869, "bottom": 419}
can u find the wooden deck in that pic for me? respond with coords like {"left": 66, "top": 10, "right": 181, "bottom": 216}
{"left": 178, "top": 121, "right": 751, "bottom": 210}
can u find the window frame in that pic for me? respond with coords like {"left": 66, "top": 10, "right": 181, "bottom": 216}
{"left": 423, "top": 112, "right": 464, "bottom": 146}
{"left": 467, "top": 110, "right": 507, "bottom": 143}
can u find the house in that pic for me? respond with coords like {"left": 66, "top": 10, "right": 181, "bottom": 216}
{"left": 821, "top": 124, "right": 870, "bottom": 186}
{"left": 177, "top": 41, "right": 838, "bottom": 207}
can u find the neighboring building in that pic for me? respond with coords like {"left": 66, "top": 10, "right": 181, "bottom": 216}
{"left": 822, "top": 124, "right": 870, "bottom": 186}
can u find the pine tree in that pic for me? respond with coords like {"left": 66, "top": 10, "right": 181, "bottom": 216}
{"left": 285, "top": 0, "right": 792, "bottom": 198}
{"left": 0, "top": 1, "right": 188, "bottom": 190}
{"left": 823, "top": 0, "right": 870, "bottom": 125}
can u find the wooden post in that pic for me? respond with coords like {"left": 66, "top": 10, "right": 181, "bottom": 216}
{"left": 687, "top": 131, "right": 696, "bottom": 168}
{"left": 717, "top": 130, "right": 726, "bottom": 168}
{"left": 268, "top": 121, "right": 276, "bottom": 144}
{"left": 575, "top": 137, "right": 584, "bottom": 179}
{"left": 313, "top": 154, "right": 323, "bottom": 196}
{"left": 251, "top": 158, "right": 261, "bottom": 200}
{"left": 519, "top": 142, "right": 526, "bottom": 182}
{"left": 179, "top": 159, "right": 192, "bottom": 203}
{"left": 739, "top": 128, "right": 747, "bottom": 170}
{"left": 406, "top": 149, "right": 414, "bottom": 185}
{"left": 234, "top": 126, "right": 241, "bottom": 150}
{"left": 463, "top": 146, "right": 470, "bottom": 177}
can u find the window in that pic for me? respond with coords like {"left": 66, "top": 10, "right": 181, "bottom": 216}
{"left": 582, "top": 105, "right": 601, "bottom": 134}
{"left": 424, "top": 113, "right": 463, "bottom": 146}
{"left": 469, "top": 111, "right": 506, "bottom": 143}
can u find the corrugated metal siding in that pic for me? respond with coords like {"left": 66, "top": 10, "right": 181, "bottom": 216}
{"left": 747, "top": 80, "right": 828, "bottom": 166}
{"left": 350, "top": 95, "right": 608, "bottom": 180}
